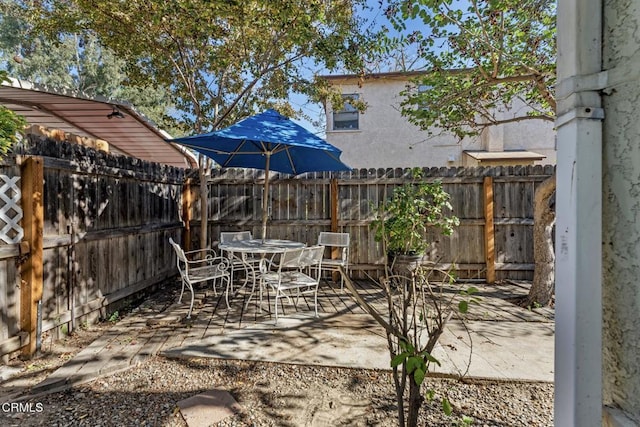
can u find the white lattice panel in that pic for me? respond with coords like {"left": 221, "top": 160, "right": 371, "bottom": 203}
{"left": 0, "top": 175, "right": 23, "bottom": 244}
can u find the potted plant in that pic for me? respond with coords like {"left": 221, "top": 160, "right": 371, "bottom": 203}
{"left": 372, "top": 168, "right": 459, "bottom": 274}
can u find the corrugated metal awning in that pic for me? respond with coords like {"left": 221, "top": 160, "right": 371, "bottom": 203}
{"left": 0, "top": 78, "right": 196, "bottom": 169}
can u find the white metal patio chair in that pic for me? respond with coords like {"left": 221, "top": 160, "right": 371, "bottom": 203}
{"left": 259, "top": 245, "right": 324, "bottom": 324}
{"left": 317, "top": 232, "right": 350, "bottom": 289}
{"left": 219, "top": 231, "right": 261, "bottom": 289}
{"left": 169, "top": 237, "right": 231, "bottom": 318}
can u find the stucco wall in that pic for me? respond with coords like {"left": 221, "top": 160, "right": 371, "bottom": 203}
{"left": 502, "top": 116, "right": 557, "bottom": 163}
{"left": 602, "top": 0, "right": 640, "bottom": 421}
{"left": 325, "top": 77, "right": 556, "bottom": 168}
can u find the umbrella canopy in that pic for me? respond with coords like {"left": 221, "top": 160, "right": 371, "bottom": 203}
{"left": 171, "top": 109, "right": 351, "bottom": 239}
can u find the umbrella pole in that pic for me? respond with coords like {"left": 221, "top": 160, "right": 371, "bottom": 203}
{"left": 262, "top": 153, "right": 271, "bottom": 242}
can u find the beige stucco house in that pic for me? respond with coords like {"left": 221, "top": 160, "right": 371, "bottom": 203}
{"left": 321, "top": 71, "right": 556, "bottom": 168}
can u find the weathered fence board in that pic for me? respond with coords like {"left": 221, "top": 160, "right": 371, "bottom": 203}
{"left": 206, "top": 165, "right": 554, "bottom": 280}
{"left": 0, "top": 257, "right": 20, "bottom": 359}
{"left": 0, "top": 136, "right": 186, "bottom": 357}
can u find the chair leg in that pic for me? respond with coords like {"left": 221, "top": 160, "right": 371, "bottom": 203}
{"left": 230, "top": 264, "right": 242, "bottom": 292}
{"left": 224, "top": 276, "right": 231, "bottom": 309}
{"left": 187, "top": 283, "right": 194, "bottom": 319}
{"left": 240, "top": 262, "right": 250, "bottom": 288}
{"left": 314, "top": 287, "right": 319, "bottom": 317}
{"left": 233, "top": 257, "right": 253, "bottom": 291}
{"left": 178, "top": 279, "right": 186, "bottom": 303}
{"left": 243, "top": 276, "right": 258, "bottom": 313}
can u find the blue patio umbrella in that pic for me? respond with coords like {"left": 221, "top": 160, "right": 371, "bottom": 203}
{"left": 170, "top": 109, "right": 351, "bottom": 239}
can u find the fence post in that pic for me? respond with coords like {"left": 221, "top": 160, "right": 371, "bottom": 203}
{"left": 483, "top": 176, "right": 496, "bottom": 284}
{"left": 330, "top": 177, "right": 339, "bottom": 281}
{"left": 330, "top": 177, "right": 338, "bottom": 232}
{"left": 19, "top": 156, "right": 44, "bottom": 357}
{"left": 182, "top": 178, "right": 192, "bottom": 252}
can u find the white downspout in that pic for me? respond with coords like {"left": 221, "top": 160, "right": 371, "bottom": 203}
{"left": 555, "top": 0, "right": 603, "bottom": 423}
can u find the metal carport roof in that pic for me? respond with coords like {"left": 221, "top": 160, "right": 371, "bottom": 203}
{"left": 0, "top": 78, "right": 196, "bottom": 169}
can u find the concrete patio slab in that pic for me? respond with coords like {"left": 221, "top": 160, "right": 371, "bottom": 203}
{"left": 161, "top": 313, "right": 391, "bottom": 370}
{"left": 160, "top": 313, "right": 555, "bottom": 382}
{"left": 431, "top": 320, "right": 555, "bottom": 381}
{"left": 16, "top": 280, "right": 554, "bottom": 402}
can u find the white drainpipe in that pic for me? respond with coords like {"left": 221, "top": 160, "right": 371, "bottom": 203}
{"left": 555, "top": 0, "right": 604, "bottom": 423}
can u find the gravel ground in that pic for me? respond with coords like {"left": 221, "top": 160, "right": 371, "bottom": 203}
{"left": 0, "top": 286, "right": 554, "bottom": 427}
{"left": 1, "top": 343, "right": 553, "bottom": 426}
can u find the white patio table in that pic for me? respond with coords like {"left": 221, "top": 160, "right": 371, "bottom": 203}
{"left": 218, "top": 239, "right": 306, "bottom": 307}
{"left": 219, "top": 238, "right": 305, "bottom": 255}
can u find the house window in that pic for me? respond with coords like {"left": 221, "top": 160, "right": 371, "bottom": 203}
{"left": 333, "top": 94, "right": 359, "bottom": 130}
{"left": 418, "top": 84, "right": 431, "bottom": 110}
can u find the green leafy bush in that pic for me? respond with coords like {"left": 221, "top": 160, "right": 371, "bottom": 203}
{"left": 0, "top": 71, "right": 26, "bottom": 155}
{"left": 372, "top": 168, "right": 459, "bottom": 255}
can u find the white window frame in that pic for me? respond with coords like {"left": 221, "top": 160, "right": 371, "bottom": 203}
{"left": 332, "top": 94, "right": 359, "bottom": 130}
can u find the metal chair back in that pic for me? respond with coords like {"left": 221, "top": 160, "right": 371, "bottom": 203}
{"left": 317, "top": 232, "right": 350, "bottom": 289}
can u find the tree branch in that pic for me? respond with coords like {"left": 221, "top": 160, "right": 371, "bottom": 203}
{"left": 535, "top": 76, "right": 557, "bottom": 111}
{"left": 343, "top": 267, "right": 403, "bottom": 339}
{"left": 472, "top": 114, "right": 555, "bottom": 127}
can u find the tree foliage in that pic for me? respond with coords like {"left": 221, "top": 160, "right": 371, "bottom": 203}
{"left": 0, "top": 0, "right": 176, "bottom": 132}
{"left": 28, "top": 0, "right": 374, "bottom": 249}
{"left": 385, "top": 0, "right": 556, "bottom": 138}
{"left": 372, "top": 168, "right": 459, "bottom": 255}
{"left": 30, "top": 0, "right": 374, "bottom": 135}
{"left": 0, "top": 70, "right": 26, "bottom": 154}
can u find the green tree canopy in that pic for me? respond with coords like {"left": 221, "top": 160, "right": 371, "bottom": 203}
{"left": 0, "top": 0, "right": 176, "bottom": 132}
{"left": 385, "top": 0, "right": 556, "bottom": 139}
{"left": 27, "top": 0, "right": 376, "bottom": 249}
{"left": 30, "top": 0, "right": 375, "bottom": 134}
{"left": 0, "top": 70, "right": 26, "bottom": 154}
{"left": 384, "top": 0, "right": 557, "bottom": 307}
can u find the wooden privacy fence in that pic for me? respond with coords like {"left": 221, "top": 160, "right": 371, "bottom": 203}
{"left": 202, "top": 165, "right": 555, "bottom": 281}
{"left": 0, "top": 136, "right": 186, "bottom": 358}
{"left": 0, "top": 134, "right": 554, "bottom": 359}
